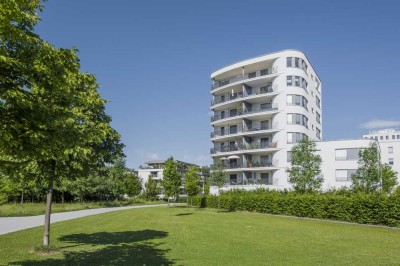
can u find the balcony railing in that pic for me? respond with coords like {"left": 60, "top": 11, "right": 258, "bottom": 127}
{"left": 211, "top": 142, "right": 278, "bottom": 154}
{"left": 211, "top": 85, "right": 277, "bottom": 106}
{"left": 211, "top": 103, "right": 279, "bottom": 122}
{"left": 211, "top": 67, "right": 278, "bottom": 91}
{"left": 211, "top": 125, "right": 276, "bottom": 138}
{"left": 222, "top": 161, "right": 277, "bottom": 169}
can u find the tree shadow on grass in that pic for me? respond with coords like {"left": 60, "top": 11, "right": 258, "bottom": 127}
{"left": 175, "top": 213, "right": 194, "bottom": 216}
{"left": 12, "top": 230, "right": 175, "bottom": 266}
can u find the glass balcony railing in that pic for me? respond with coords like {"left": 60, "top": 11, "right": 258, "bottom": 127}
{"left": 211, "top": 67, "right": 277, "bottom": 91}
{"left": 221, "top": 161, "right": 277, "bottom": 169}
{"left": 211, "top": 103, "right": 279, "bottom": 122}
{"left": 211, "top": 85, "right": 277, "bottom": 106}
{"left": 210, "top": 125, "right": 276, "bottom": 138}
{"left": 211, "top": 142, "right": 278, "bottom": 154}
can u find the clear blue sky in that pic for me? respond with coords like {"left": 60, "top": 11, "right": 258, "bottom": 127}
{"left": 36, "top": 0, "right": 400, "bottom": 168}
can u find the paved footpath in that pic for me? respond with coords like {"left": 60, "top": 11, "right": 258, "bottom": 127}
{"left": 0, "top": 204, "right": 168, "bottom": 236}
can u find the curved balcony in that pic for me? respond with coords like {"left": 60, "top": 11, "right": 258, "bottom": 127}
{"left": 210, "top": 125, "right": 278, "bottom": 139}
{"left": 211, "top": 67, "right": 278, "bottom": 92}
{"left": 222, "top": 160, "right": 279, "bottom": 171}
{"left": 210, "top": 142, "right": 278, "bottom": 155}
{"left": 211, "top": 104, "right": 278, "bottom": 123}
{"left": 211, "top": 85, "right": 278, "bottom": 107}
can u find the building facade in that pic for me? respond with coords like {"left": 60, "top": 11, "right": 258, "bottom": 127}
{"left": 210, "top": 50, "right": 399, "bottom": 192}
{"left": 210, "top": 50, "right": 322, "bottom": 188}
{"left": 138, "top": 160, "right": 208, "bottom": 197}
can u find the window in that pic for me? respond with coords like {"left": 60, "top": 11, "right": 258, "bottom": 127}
{"left": 229, "top": 109, "right": 237, "bottom": 117}
{"left": 393, "top": 135, "right": 396, "bottom": 140}
{"left": 388, "top": 147, "right": 393, "bottom": 154}
{"left": 316, "top": 96, "right": 321, "bottom": 108}
{"left": 295, "top": 58, "right": 299, "bottom": 67}
{"left": 287, "top": 113, "right": 308, "bottom": 128}
{"left": 380, "top": 136, "right": 383, "bottom": 140}
{"left": 336, "top": 169, "right": 356, "bottom": 182}
{"left": 261, "top": 120, "right": 269, "bottom": 130}
{"left": 386, "top": 135, "right": 389, "bottom": 140}
{"left": 316, "top": 127, "right": 321, "bottom": 139}
{"left": 389, "top": 158, "right": 394, "bottom": 165}
{"left": 260, "top": 85, "right": 272, "bottom": 94}
{"left": 287, "top": 151, "right": 292, "bottom": 162}
{"left": 230, "top": 125, "right": 238, "bottom": 134}
{"left": 220, "top": 127, "right": 225, "bottom": 136}
{"left": 316, "top": 112, "right": 321, "bottom": 124}
{"left": 261, "top": 173, "right": 272, "bottom": 185}
{"left": 295, "top": 76, "right": 300, "bottom": 87}
{"left": 248, "top": 72, "right": 256, "bottom": 78}
{"left": 287, "top": 57, "right": 292, "bottom": 67}
{"left": 398, "top": 135, "right": 400, "bottom": 139}
{"left": 260, "top": 103, "right": 270, "bottom": 110}
{"left": 287, "top": 132, "right": 306, "bottom": 143}
{"left": 260, "top": 69, "right": 268, "bottom": 76}
{"left": 335, "top": 148, "right": 361, "bottom": 160}
{"left": 286, "top": 76, "right": 293, "bottom": 86}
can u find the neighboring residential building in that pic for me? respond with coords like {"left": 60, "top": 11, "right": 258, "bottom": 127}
{"left": 363, "top": 129, "right": 400, "bottom": 176}
{"left": 138, "top": 159, "right": 208, "bottom": 197}
{"left": 210, "top": 49, "right": 322, "bottom": 189}
{"left": 209, "top": 50, "right": 399, "bottom": 193}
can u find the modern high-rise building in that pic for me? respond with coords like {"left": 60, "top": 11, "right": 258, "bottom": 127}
{"left": 210, "top": 50, "right": 322, "bottom": 188}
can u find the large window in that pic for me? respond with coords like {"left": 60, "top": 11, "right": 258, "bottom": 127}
{"left": 286, "top": 76, "right": 293, "bottom": 86}
{"left": 316, "top": 127, "right": 321, "bottom": 139}
{"left": 286, "top": 75, "right": 308, "bottom": 91}
{"left": 388, "top": 147, "right": 393, "bottom": 154}
{"left": 335, "top": 148, "right": 361, "bottom": 160}
{"left": 287, "top": 94, "right": 308, "bottom": 109}
{"left": 287, "top": 57, "right": 292, "bottom": 67}
{"left": 336, "top": 169, "right": 357, "bottom": 181}
{"left": 316, "top": 96, "right": 321, "bottom": 108}
{"left": 287, "top": 113, "right": 308, "bottom": 128}
{"left": 287, "top": 132, "right": 307, "bottom": 143}
{"left": 316, "top": 112, "right": 321, "bottom": 124}
{"left": 261, "top": 173, "right": 272, "bottom": 185}
{"left": 389, "top": 158, "right": 394, "bottom": 165}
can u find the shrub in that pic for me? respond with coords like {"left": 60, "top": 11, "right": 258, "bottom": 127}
{"left": 192, "top": 190, "right": 400, "bottom": 227}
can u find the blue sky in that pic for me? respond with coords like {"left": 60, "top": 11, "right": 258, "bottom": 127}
{"left": 36, "top": 0, "right": 400, "bottom": 168}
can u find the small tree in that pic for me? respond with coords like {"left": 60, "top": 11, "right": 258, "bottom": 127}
{"left": 144, "top": 175, "right": 159, "bottom": 201}
{"left": 287, "top": 138, "right": 323, "bottom": 193}
{"left": 381, "top": 164, "right": 398, "bottom": 194}
{"left": 351, "top": 142, "right": 381, "bottom": 193}
{"left": 211, "top": 160, "right": 226, "bottom": 211}
{"left": 184, "top": 166, "right": 202, "bottom": 206}
{"left": 162, "top": 156, "right": 181, "bottom": 207}
{"left": 124, "top": 172, "right": 142, "bottom": 198}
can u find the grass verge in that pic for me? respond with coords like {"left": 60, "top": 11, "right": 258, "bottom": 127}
{"left": 0, "top": 206, "right": 400, "bottom": 265}
{"left": 0, "top": 199, "right": 164, "bottom": 217}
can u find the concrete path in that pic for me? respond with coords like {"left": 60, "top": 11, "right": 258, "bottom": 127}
{"left": 0, "top": 204, "right": 168, "bottom": 236}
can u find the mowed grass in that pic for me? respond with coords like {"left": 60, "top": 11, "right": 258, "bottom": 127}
{"left": 0, "top": 207, "right": 400, "bottom": 265}
{"left": 0, "top": 199, "right": 163, "bottom": 217}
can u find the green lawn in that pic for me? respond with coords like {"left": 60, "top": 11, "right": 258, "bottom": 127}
{"left": 0, "top": 206, "right": 399, "bottom": 265}
{"left": 0, "top": 199, "right": 163, "bottom": 217}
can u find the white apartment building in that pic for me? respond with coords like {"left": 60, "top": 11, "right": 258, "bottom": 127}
{"left": 210, "top": 50, "right": 399, "bottom": 192}
{"left": 210, "top": 50, "right": 322, "bottom": 188}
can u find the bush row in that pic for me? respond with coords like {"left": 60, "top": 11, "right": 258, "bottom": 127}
{"left": 192, "top": 190, "right": 400, "bottom": 227}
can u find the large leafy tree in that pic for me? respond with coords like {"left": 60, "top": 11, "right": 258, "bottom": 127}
{"left": 287, "top": 138, "right": 323, "bottom": 193}
{"left": 184, "top": 166, "right": 202, "bottom": 206}
{"left": 162, "top": 157, "right": 181, "bottom": 207}
{"left": 0, "top": 0, "right": 123, "bottom": 246}
{"left": 351, "top": 142, "right": 381, "bottom": 193}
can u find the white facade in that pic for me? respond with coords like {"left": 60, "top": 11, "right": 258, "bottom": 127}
{"left": 363, "top": 129, "right": 400, "bottom": 177}
{"left": 210, "top": 50, "right": 322, "bottom": 189}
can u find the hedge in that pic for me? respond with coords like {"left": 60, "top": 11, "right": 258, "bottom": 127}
{"left": 191, "top": 190, "right": 400, "bottom": 227}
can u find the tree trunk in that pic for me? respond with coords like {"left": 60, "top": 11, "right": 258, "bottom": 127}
{"left": 43, "top": 161, "right": 55, "bottom": 246}
{"left": 20, "top": 191, "right": 24, "bottom": 205}
{"left": 61, "top": 191, "right": 64, "bottom": 204}
{"left": 167, "top": 197, "right": 170, "bottom": 208}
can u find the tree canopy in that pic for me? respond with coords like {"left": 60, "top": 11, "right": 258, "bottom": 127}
{"left": 287, "top": 138, "right": 323, "bottom": 193}
{"left": 0, "top": 0, "right": 124, "bottom": 246}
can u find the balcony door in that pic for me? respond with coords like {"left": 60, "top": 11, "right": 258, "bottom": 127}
{"left": 261, "top": 138, "right": 269, "bottom": 148}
